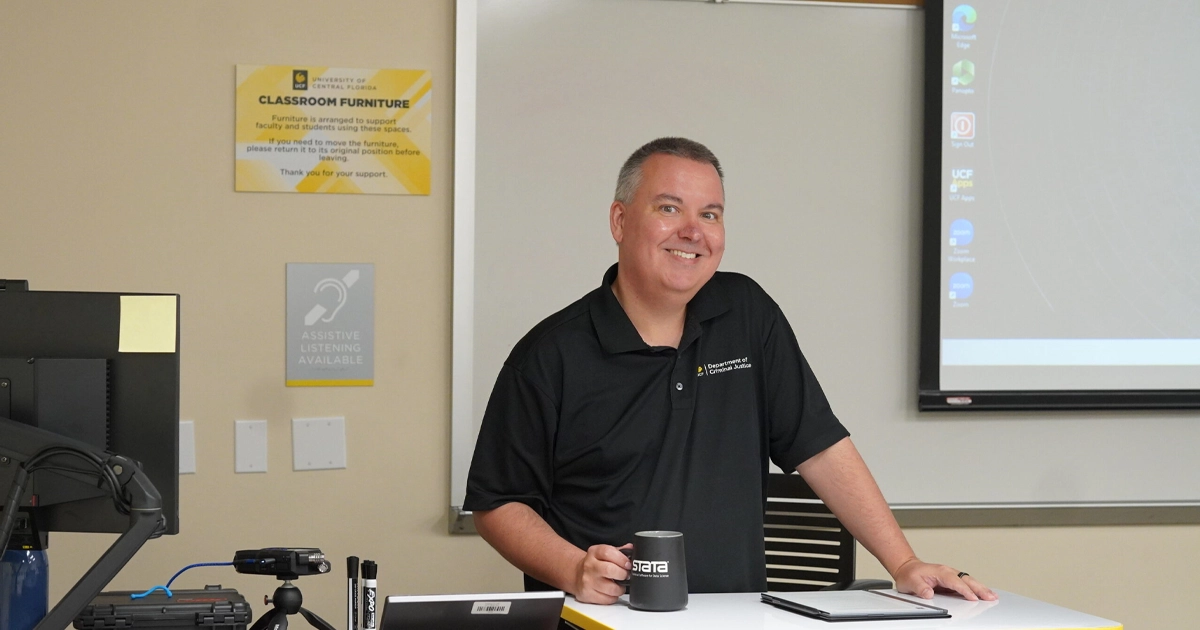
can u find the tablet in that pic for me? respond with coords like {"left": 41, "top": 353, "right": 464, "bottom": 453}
{"left": 761, "top": 590, "right": 951, "bottom": 622}
{"left": 379, "top": 591, "right": 564, "bottom": 630}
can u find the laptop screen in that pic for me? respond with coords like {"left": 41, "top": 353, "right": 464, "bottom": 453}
{"left": 379, "top": 591, "right": 564, "bottom": 630}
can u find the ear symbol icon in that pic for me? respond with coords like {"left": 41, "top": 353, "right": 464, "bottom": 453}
{"left": 303, "top": 269, "right": 361, "bottom": 326}
{"left": 312, "top": 279, "right": 348, "bottom": 323}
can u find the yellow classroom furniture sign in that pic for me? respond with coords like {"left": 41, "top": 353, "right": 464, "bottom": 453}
{"left": 235, "top": 65, "right": 431, "bottom": 195}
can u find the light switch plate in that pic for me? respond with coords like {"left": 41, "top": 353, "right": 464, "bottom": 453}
{"left": 292, "top": 416, "right": 347, "bottom": 471}
{"left": 179, "top": 420, "right": 196, "bottom": 474}
{"left": 235, "top": 420, "right": 268, "bottom": 473}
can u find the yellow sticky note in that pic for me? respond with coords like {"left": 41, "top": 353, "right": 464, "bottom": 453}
{"left": 119, "top": 296, "right": 178, "bottom": 353}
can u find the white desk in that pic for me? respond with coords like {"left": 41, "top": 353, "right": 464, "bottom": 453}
{"left": 562, "top": 590, "right": 1121, "bottom": 630}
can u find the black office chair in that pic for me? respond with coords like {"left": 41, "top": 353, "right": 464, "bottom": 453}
{"left": 764, "top": 472, "right": 893, "bottom": 592}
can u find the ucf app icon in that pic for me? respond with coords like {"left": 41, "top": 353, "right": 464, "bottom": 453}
{"left": 293, "top": 69, "right": 308, "bottom": 90}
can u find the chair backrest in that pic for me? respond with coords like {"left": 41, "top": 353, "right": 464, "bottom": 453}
{"left": 763, "top": 472, "right": 856, "bottom": 591}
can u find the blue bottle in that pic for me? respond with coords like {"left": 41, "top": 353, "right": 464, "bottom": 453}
{"left": 1, "top": 512, "right": 49, "bottom": 630}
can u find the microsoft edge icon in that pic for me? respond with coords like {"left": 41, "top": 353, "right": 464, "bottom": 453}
{"left": 952, "top": 5, "right": 977, "bottom": 33}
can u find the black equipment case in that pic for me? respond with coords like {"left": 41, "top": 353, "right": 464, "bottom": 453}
{"left": 73, "top": 586, "right": 252, "bottom": 630}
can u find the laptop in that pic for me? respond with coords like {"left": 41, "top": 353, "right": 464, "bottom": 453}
{"left": 378, "top": 591, "right": 564, "bottom": 630}
{"left": 761, "top": 590, "right": 951, "bottom": 622}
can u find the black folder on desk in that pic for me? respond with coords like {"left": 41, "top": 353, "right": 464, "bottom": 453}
{"left": 761, "top": 591, "right": 951, "bottom": 622}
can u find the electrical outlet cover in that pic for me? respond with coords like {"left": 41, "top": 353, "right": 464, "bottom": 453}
{"left": 292, "top": 416, "right": 347, "bottom": 471}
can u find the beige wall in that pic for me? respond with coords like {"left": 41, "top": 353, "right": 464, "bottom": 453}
{"left": 2, "top": 0, "right": 518, "bottom": 618}
{"left": 1, "top": 1, "right": 1195, "bottom": 627}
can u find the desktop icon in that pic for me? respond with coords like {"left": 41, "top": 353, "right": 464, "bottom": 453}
{"left": 949, "top": 272, "right": 974, "bottom": 300}
{"left": 952, "top": 5, "right": 977, "bottom": 32}
{"left": 950, "top": 112, "right": 975, "bottom": 140}
{"left": 951, "top": 60, "right": 975, "bottom": 86}
{"left": 949, "top": 219, "right": 974, "bottom": 246}
{"left": 950, "top": 168, "right": 974, "bottom": 193}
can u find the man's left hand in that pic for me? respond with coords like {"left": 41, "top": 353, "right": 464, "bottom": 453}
{"left": 892, "top": 558, "right": 998, "bottom": 602}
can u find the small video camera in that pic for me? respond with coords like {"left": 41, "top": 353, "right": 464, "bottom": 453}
{"left": 234, "top": 548, "right": 331, "bottom": 580}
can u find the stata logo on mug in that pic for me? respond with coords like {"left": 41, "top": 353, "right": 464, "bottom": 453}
{"left": 633, "top": 560, "right": 669, "bottom": 575}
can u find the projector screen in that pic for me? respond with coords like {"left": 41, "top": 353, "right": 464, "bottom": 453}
{"left": 920, "top": 0, "right": 1200, "bottom": 409}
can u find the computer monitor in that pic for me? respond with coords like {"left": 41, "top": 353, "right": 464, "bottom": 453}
{"left": 0, "top": 284, "right": 180, "bottom": 629}
{"left": 0, "top": 287, "right": 179, "bottom": 534}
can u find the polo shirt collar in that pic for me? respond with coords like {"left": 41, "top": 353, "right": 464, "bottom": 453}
{"left": 590, "top": 263, "right": 732, "bottom": 354}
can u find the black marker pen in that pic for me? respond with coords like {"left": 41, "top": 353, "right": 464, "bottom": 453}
{"left": 347, "top": 556, "right": 360, "bottom": 630}
{"left": 361, "top": 560, "right": 378, "bottom": 630}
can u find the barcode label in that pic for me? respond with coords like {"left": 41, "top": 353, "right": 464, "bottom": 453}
{"left": 471, "top": 601, "right": 512, "bottom": 615}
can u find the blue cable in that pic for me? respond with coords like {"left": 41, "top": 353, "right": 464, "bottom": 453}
{"left": 130, "top": 585, "right": 172, "bottom": 599}
{"left": 130, "top": 561, "right": 235, "bottom": 599}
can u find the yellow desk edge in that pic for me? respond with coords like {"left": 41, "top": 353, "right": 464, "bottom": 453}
{"left": 561, "top": 605, "right": 615, "bottom": 630}
{"left": 1032, "top": 627, "right": 1123, "bottom": 630}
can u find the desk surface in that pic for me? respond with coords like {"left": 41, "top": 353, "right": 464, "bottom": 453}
{"left": 562, "top": 590, "right": 1121, "bottom": 630}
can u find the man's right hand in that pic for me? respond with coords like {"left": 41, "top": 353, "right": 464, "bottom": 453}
{"left": 474, "top": 504, "right": 635, "bottom": 605}
{"left": 572, "top": 543, "right": 632, "bottom": 604}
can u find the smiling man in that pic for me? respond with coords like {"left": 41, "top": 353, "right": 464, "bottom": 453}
{"left": 464, "top": 138, "right": 996, "bottom": 605}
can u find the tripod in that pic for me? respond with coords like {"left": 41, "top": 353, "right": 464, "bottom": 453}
{"left": 249, "top": 579, "right": 336, "bottom": 630}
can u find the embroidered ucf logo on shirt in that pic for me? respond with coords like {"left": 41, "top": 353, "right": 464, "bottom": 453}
{"left": 697, "top": 356, "right": 752, "bottom": 377}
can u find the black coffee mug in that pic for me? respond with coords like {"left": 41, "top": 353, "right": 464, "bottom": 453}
{"left": 619, "top": 530, "right": 688, "bottom": 612}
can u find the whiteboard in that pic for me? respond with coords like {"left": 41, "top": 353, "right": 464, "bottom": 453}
{"left": 451, "top": 0, "right": 1200, "bottom": 526}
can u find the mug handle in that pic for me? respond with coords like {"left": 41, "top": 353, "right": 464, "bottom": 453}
{"left": 615, "top": 547, "right": 633, "bottom": 589}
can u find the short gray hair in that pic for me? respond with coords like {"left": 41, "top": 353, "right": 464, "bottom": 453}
{"left": 613, "top": 137, "right": 724, "bottom": 204}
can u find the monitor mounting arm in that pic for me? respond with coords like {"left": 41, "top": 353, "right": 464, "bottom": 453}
{"left": 0, "top": 415, "right": 163, "bottom": 630}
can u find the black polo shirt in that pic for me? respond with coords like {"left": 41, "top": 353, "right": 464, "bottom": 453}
{"left": 464, "top": 264, "right": 848, "bottom": 593}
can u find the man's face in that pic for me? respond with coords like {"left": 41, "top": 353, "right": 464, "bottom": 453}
{"left": 610, "top": 153, "right": 725, "bottom": 302}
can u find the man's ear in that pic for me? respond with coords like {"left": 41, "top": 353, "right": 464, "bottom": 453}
{"left": 610, "top": 200, "right": 626, "bottom": 244}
